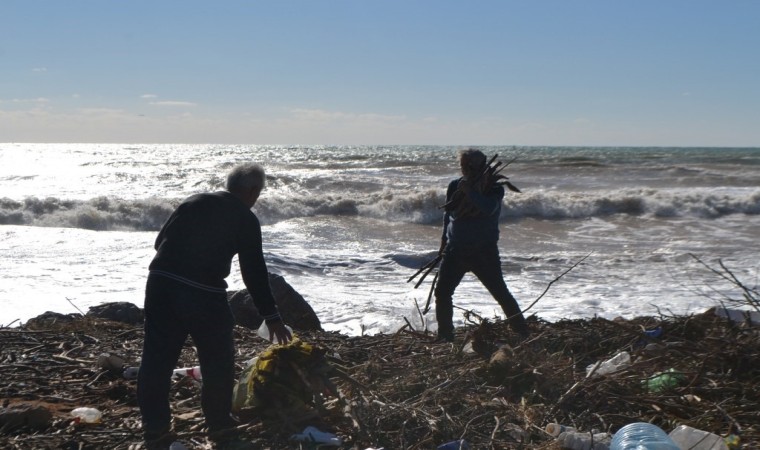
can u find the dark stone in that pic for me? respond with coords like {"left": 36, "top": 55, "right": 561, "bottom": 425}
{"left": 87, "top": 302, "right": 144, "bottom": 325}
{"left": 228, "top": 273, "right": 321, "bottom": 331}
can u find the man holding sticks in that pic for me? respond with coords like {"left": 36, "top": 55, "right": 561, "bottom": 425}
{"left": 421, "top": 148, "right": 529, "bottom": 342}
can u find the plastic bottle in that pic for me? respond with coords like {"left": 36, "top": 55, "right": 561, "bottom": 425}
{"left": 644, "top": 369, "right": 683, "bottom": 393}
{"left": 257, "top": 321, "right": 294, "bottom": 344}
{"left": 70, "top": 407, "right": 103, "bottom": 423}
{"left": 546, "top": 423, "right": 576, "bottom": 437}
{"left": 172, "top": 366, "right": 202, "bottom": 381}
{"left": 668, "top": 425, "right": 728, "bottom": 450}
{"left": 586, "top": 351, "right": 631, "bottom": 377}
{"left": 558, "top": 430, "right": 611, "bottom": 450}
{"left": 611, "top": 423, "right": 679, "bottom": 450}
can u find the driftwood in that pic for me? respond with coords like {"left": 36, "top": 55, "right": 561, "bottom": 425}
{"left": 1, "top": 307, "right": 758, "bottom": 449}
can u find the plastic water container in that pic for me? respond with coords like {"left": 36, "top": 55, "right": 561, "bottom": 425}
{"left": 257, "top": 321, "right": 293, "bottom": 344}
{"left": 70, "top": 407, "right": 102, "bottom": 423}
{"left": 668, "top": 425, "right": 728, "bottom": 450}
{"left": 586, "top": 351, "right": 631, "bottom": 377}
{"left": 611, "top": 423, "right": 680, "bottom": 450}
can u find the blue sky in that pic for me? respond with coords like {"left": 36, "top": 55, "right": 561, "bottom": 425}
{"left": 2, "top": 1, "right": 758, "bottom": 146}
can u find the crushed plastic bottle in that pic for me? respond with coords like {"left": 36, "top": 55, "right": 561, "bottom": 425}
{"left": 586, "top": 351, "right": 631, "bottom": 377}
{"left": 290, "top": 426, "right": 343, "bottom": 446}
{"left": 257, "top": 321, "right": 293, "bottom": 344}
{"left": 70, "top": 407, "right": 102, "bottom": 424}
{"left": 668, "top": 425, "right": 729, "bottom": 450}
{"left": 611, "top": 422, "right": 679, "bottom": 450}
{"left": 546, "top": 422, "right": 576, "bottom": 437}
{"left": 172, "top": 366, "right": 202, "bottom": 381}
{"left": 557, "top": 430, "right": 611, "bottom": 450}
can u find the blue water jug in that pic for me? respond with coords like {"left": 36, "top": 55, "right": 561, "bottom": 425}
{"left": 611, "top": 423, "right": 680, "bottom": 450}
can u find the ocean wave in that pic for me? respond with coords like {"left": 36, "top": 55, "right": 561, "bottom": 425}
{"left": 0, "top": 196, "right": 177, "bottom": 231}
{"left": 2, "top": 188, "right": 759, "bottom": 231}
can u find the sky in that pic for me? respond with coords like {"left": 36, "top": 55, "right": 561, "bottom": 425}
{"left": 1, "top": 1, "right": 759, "bottom": 146}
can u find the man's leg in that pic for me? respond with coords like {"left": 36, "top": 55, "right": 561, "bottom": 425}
{"left": 471, "top": 246, "right": 530, "bottom": 337}
{"left": 434, "top": 250, "right": 467, "bottom": 341}
{"left": 187, "top": 294, "right": 237, "bottom": 436}
{"left": 138, "top": 276, "right": 188, "bottom": 441}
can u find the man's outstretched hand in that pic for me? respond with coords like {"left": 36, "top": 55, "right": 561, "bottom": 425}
{"left": 267, "top": 321, "right": 293, "bottom": 344}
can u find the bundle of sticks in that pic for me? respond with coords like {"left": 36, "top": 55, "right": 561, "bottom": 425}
{"left": 441, "top": 154, "right": 521, "bottom": 216}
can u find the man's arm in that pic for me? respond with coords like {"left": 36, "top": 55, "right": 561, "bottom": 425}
{"left": 238, "top": 217, "right": 280, "bottom": 323}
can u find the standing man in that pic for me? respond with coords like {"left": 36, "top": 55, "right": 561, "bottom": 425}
{"left": 138, "top": 163, "right": 291, "bottom": 449}
{"left": 434, "top": 148, "right": 529, "bottom": 342}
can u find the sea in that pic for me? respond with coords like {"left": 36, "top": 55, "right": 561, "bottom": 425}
{"left": 1, "top": 144, "right": 758, "bottom": 335}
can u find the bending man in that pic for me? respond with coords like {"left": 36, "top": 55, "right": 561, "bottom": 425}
{"left": 138, "top": 163, "right": 291, "bottom": 449}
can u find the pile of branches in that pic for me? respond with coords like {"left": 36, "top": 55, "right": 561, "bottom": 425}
{"left": 2, "top": 305, "right": 759, "bottom": 449}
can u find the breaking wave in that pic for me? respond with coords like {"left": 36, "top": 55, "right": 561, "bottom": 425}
{"left": 2, "top": 187, "right": 759, "bottom": 231}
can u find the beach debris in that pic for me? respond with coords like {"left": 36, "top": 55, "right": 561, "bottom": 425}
{"left": 289, "top": 425, "right": 343, "bottom": 447}
{"left": 1, "top": 308, "right": 758, "bottom": 448}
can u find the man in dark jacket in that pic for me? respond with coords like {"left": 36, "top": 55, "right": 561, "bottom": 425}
{"left": 138, "top": 163, "right": 291, "bottom": 449}
{"left": 434, "top": 148, "right": 529, "bottom": 342}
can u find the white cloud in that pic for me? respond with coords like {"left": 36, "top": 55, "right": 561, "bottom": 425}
{"left": 8, "top": 98, "right": 50, "bottom": 103}
{"left": 149, "top": 101, "right": 197, "bottom": 107}
{"left": 32, "top": 68, "right": 47, "bottom": 72}
{"left": 141, "top": 94, "right": 157, "bottom": 99}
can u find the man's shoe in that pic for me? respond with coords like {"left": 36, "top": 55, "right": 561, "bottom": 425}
{"left": 435, "top": 331, "right": 455, "bottom": 343}
{"left": 212, "top": 437, "right": 257, "bottom": 450}
{"left": 144, "top": 430, "right": 178, "bottom": 450}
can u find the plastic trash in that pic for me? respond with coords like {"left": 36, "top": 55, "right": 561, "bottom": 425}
{"left": 644, "top": 368, "right": 684, "bottom": 393}
{"left": 169, "top": 442, "right": 189, "bottom": 450}
{"left": 123, "top": 366, "right": 140, "bottom": 380}
{"left": 668, "top": 425, "right": 729, "bottom": 450}
{"left": 437, "top": 440, "right": 470, "bottom": 450}
{"left": 172, "top": 366, "right": 202, "bottom": 381}
{"left": 257, "top": 321, "right": 294, "bottom": 344}
{"left": 70, "top": 407, "right": 102, "bottom": 424}
{"left": 643, "top": 327, "right": 663, "bottom": 338}
{"left": 586, "top": 351, "right": 631, "bottom": 377}
{"left": 557, "top": 430, "right": 611, "bottom": 450}
{"left": 611, "top": 422, "right": 679, "bottom": 450}
{"left": 290, "top": 426, "right": 342, "bottom": 446}
{"left": 546, "top": 423, "right": 576, "bottom": 437}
